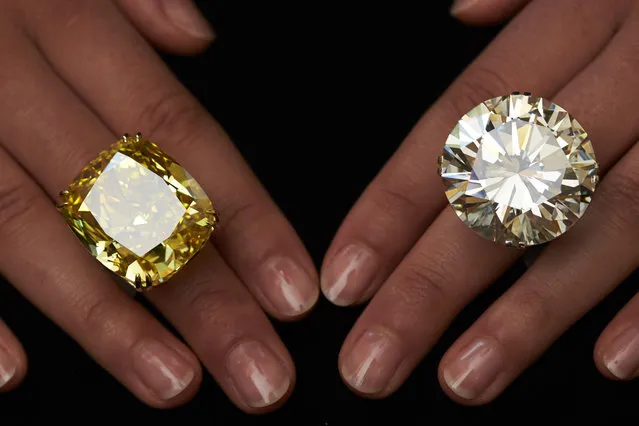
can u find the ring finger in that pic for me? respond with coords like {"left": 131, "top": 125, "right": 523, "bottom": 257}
{"left": 439, "top": 140, "right": 639, "bottom": 403}
{"left": 0, "top": 144, "right": 202, "bottom": 407}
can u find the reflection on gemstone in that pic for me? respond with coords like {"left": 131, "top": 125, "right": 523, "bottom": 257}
{"left": 84, "top": 152, "right": 187, "bottom": 257}
{"left": 440, "top": 94, "right": 598, "bottom": 247}
{"left": 59, "top": 135, "right": 218, "bottom": 290}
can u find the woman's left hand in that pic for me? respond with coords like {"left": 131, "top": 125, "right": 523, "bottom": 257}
{"left": 321, "top": 0, "right": 639, "bottom": 404}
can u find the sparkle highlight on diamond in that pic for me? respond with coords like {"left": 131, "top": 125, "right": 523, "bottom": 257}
{"left": 59, "top": 134, "right": 218, "bottom": 290}
{"left": 439, "top": 94, "right": 598, "bottom": 247}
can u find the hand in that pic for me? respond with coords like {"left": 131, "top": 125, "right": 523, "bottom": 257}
{"left": 321, "top": 0, "right": 639, "bottom": 404}
{"left": 0, "top": 0, "right": 319, "bottom": 411}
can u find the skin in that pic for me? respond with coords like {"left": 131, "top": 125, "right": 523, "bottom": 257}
{"left": 0, "top": 0, "right": 637, "bottom": 412}
{"left": 0, "top": 0, "right": 320, "bottom": 412}
{"left": 322, "top": 0, "right": 639, "bottom": 405}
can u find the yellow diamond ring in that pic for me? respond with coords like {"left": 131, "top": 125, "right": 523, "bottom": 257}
{"left": 439, "top": 92, "right": 599, "bottom": 247}
{"left": 58, "top": 133, "right": 218, "bottom": 291}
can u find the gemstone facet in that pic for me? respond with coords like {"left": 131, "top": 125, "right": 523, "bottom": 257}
{"left": 439, "top": 94, "right": 598, "bottom": 247}
{"left": 59, "top": 134, "right": 218, "bottom": 290}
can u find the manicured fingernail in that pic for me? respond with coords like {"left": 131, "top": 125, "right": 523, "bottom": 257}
{"left": 227, "top": 341, "right": 291, "bottom": 408}
{"left": 132, "top": 339, "right": 195, "bottom": 400}
{"left": 443, "top": 338, "right": 503, "bottom": 400}
{"left": 322, "top": 244, "right": 378, "bottom": 306}
{"left": 259, "top": 257, "right": 319, "bottom": 317}
{"left": 161, "top": 0, "right": 214, "bottom": 40}
{"left": 0, "top": 346, "right": 17, "bottom": 389}
{"left": 450, "top": 0, "right": 480, "bottom": 15}
{"left": 603, "top": 327, "right": 639, "bottom": 380}
{"left": 340, "top": 329, "right": 401, "bottom": 394}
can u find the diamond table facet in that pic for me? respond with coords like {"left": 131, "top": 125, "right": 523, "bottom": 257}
{"left": 59, "top": 135, "right": 218, "bottom": 290}
{"left": 439, "top": 94, "right": 599, "bottom": 247}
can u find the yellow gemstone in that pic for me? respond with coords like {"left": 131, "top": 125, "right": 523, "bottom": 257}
{"left": 59, "top": 134, "right": 218, "bottom": 291}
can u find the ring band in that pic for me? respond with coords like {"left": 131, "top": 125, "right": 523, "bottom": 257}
{"left": 58, "top": 133, "right": 218, "bottom": 291}
{"left": 439, "top": 92, "right": 599, "bottom": 247}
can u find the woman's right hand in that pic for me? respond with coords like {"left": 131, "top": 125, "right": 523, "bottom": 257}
{"left": 0, "top": 0, "right": 319, "bottom": 412}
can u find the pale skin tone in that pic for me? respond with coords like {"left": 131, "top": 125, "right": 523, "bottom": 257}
{"left": 0, "top": 0, "right": 637, "bottom": 413}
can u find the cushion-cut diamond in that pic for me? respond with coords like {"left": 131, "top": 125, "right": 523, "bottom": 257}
{"left": 440, "top": 94, "right": 598, "bottom": 247}
{"left": 59, "top": 135, "right": 218, "bottom": 290}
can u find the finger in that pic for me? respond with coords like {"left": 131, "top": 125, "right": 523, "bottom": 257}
{"left": 147, "top": 247, "right": 295, "bottom": 412}
{"left": 321, "top": 0, "right": 627, "bottom": 306}
{"left": 114, "top": 0, "right": 215, "bottom": 54}
{"left": 0, "top": 320, "right": 26, "bottom": 392}
{"left": 0, "top": 27, "right": 293, "bottom": 410}
{"left": 19, "top": 0, "right": 319, "bottom": 319}
{"left": 596, "top": 288, "right": 639, "bottom": 381}
{"left": 439, "top": 140, "right": 639, "bottom": 404}
{"left": 0, "top": 148, "right": 201, "bottom": 407}
{"left": 338, "top": 4, "right": 639, "bottom": 396}
{"left": 451, "top": 0, "right": 533, "bottom": 26}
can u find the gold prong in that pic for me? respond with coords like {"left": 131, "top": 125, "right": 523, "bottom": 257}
{"left": 56, "top": 201, "right": 70, "bottom": 210}
{"left": 134, "top": 274, "right": 142, "bottom": 289}
{"left": 207, "top": 212, "right": 220, "bottom": 230}
{"left": 517, "top": 241, "right": 527, "bottom": 249}
{"left": 59, "top": 189, "right": 70, "bottom": 198}
{"left": 591, "top": 175, "right": 600, "bottom": 186}
{"left": 123, "top": 133, "right": 130, "bottom": 140}
{"left": 136, "top": 132, "right": 142, "bottom": 141}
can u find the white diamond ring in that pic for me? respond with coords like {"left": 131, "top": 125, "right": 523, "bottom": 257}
{"left": 439, "top": 92, "right": 599, "bottom": 247}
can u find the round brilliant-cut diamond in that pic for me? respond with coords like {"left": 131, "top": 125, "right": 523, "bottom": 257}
{"left": 440, "top": 94, "right": 598, "bottom": 247}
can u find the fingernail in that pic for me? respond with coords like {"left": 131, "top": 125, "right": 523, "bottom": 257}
{"left": 227, "top": 341, "right": 291, "bottom": 408}
{"left": 258, "top": 257, "right": 319, "bottom": 317}
{"left": 603, "top": 327, "right": 639, "bottom": 380}
{"left": 132, "top": 339, "right": 195, "bottom": 400}
{"left": 443, "top": 338, "right": 503, "bottom": 400}
{"left": 340, "top": 329, "right": 401, "bottom": 394}
{"left": 450, "top": 0, "right": 480, "bottom": 15}
{"left": 161, "top": 0, "right": 214, "bottom": 40}
{"left": 0, "top": 346, "right": 17, "bottom": 389}
{"left": 322, "top": 244, "right": 378, "bottom": 306}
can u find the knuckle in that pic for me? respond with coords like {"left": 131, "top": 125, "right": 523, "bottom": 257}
{"left": 503, "top": 283, "right": 557, "bottom": 332}
{"left": 219, "top": 199, "right": 268, "bottom": 236}
{"left": 0, "top": 178, "right": 40, "bottom": 238}
{"left": 137, "top": 91, "right": 205, "bottom": 151}
{"left": 179, "top": 280, "right": 254, "bottom": 330}
{"left": 373, "top": 185, "right": 422, "bottom": 219}
{"left": 393, "top": 258, "right": 450, "bottom": 309}
{"left": 599, "top": 162, "right": 639, "bottom": 236}
{"left": 76, "top": 295, "right": 126, "bottom": 343}
{"left": 443, "top": 65, "right": 514, "bottom": 119}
